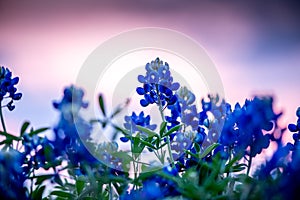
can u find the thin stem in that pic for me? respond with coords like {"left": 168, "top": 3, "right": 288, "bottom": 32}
{"left": 156, "top": 85, "right": 175, "bottom": 168}
{"left": 247, "top": 151, "right": 252, "bottom": 176}
{"left": 130, "top": 123, "right": 138, "bottom": 190}
{"left": 30, "top": 170, "right": 35, "bottom": 198}
{"left": 0, "top": 103, "right": 7, "bottom": 133}
{"left": 109, "top": 182, "right": 113, "bottom": 200}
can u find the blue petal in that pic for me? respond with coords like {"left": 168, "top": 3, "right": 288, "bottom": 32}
{"left": 138, "top": 75, "right": 146, "bottom": 83}
{"left": 140, "top": 99, "right": 149, "bottom": 107}
{"left": 139, "top": 111, "right": 145, "bottom": 118}
{"left": 186, "top": 92, "right": 195, "bottom": 104}
{"left": 168, "top": 95, "right": 177, "bottom": 105}
{"left": 171, "top": 82, "right": 180, "bottom": 91}
{"left": 13, "top": 93, "right": 22, "bottom": 100}
{"left": 143, "top": 84, "right": 151, "bottom": 92}
{"left": 288, "top": 124, "right": 298, "bottom": 132}
{"left": 120, "top": 137, "right": 129, "bottom": 142}
{"left": 124, "top": 123, "right": 131, "bottom": 130}
{"left": 11, "top": 77, "right": 19, "bottom": 85}
{"left": 297, "top": 108, "right": 300, "bottom": 118}
{"left": 136, "top": 87, "right": 145, "bottom": 95}
{"left": 148, "top": 71, "right": 159, "bottom": 83}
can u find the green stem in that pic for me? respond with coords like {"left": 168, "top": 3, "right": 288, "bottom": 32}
{"left": 109, "top": 182, "right": 113, "bottom": 200}
{"left": 247, "top": 150, "right": 252, "bottom": 176}
{"left": 153, "top": 150, "right": 163, "bottom": 164}
{"left": 0, "top": 104, "right": 7, "bottom": 133}
{"left": 156, "top": 85, "right": 174, "bottom": 168}
{"left": 130, "top": 123, "right": 138, "bottom": 190}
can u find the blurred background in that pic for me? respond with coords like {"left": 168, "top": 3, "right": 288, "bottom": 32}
{"left": 1, "top": 0, "right": 300, "bottom": 144}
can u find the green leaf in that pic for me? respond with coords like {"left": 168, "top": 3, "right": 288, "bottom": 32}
{"left": 29, "top": 127, "right": 49, "bottom": 137}
{"left": 136, "top": 125, "right": 158, "bottom": 137}
{"left": 0, "top": 131, "right": 21, "bottom": 145}
{"left": 184, "top": 149, "right": 198, "bottom": 158}
{"left": 225, "top": 163, "right": 248, "bottom": 173}
{"left": 132, "top": 136, "right": 145, "bottom": 154}
{"left": 139, "top": 139, "right": 157, "bottom": 150}
{"left": 194, "top": 142, "right": 201, "bottom": 153}
{"left": 154, "top": 138, "right": 160, "bottom": 149}
{"left": 159, "top": 122, "right": 167, "bottom": 137}
{"left": 163, "top": 124, "right": 182, "bottom": 137}
{"left": 76, "top": 178, "right": 85, "bottom": 194}
{"left": 224, "top": 155, "right": 242, "bottom": 172}
{"left": 51, "top": 191, "right": 76, "bottom": 198}
{"left": 98, "top": 94, "right": 106, "bottom": 116}
{"left": 54, "top": 175, "right": 63, "bottom": 186}
{"left": 199, "top": 143, "right": 219, "bottom": 159}
{"left": 20, "top": 121, "right": 30, "bottom": 136}
{"left": 32, "top": 185, "right": 46, "bottom": 200}
{"left": 0, "top": 131, "right": 20, "bottom": 140}
{"left": 110, "top": 106, "right": 122, "bottom": 119}
{"left": 158, "top": 142, "right": 168, "bottom": 149}
{"left": 112, "top": 125, "right": 131, "bottom": 136}
{"left": 44, "top": 144, "right": 53, "bottom": 161}
{"left": 35, "top": 174, "right": 54, "bottom": 185}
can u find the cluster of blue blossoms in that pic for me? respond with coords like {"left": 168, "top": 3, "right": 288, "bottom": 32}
{"left": 52, "top": 86, "right": 98, "bottom": 168}
{"left": 0, "top": 149, "right": 26, "bottom": 199}
{"left": 136, "top": 58, "right": 179, "bottom": 108}
{"left": 119, "top": 58, "right": 300, "bottom": 199}
{"left": 1, "top": 61, "right": 300, "bottom": 199}
{"left": 0, "top": 66, "right": 22, "bottom": 111}
{"left": 216, "top": 97, "right": 278, "bottom": 159}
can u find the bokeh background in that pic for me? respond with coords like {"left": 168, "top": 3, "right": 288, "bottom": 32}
{"left": 1, "top": 0, "right": 300, "bottom": 144}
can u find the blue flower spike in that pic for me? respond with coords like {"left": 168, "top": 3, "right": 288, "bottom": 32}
{"left": 136, "top": 58, "right": 180, "bottom": 108}
{"left": 122, "top": 111, "right": 157, "bottom": 142}
{"left": 0, "top": 66, "right": 22, "bottom": 111}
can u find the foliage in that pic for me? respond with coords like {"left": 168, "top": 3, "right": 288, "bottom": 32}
{"left": 0, "top": 60, "right": 299, "bottom": 200}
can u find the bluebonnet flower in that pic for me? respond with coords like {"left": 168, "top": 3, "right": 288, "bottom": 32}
{"left": 287, "top": 107, "right": 300, "bottom": 162}
{"left": 136, "top": 58, "right": 180, "bottom": 107}
{"left": 120, "top": 189, "right": 144, "bottom": 200}
{"left": 253, "top": 108, "right": 300, "bottom": 199}
{"left": 170, "top": 93, "right": 219, "bottom": 166}
{"left": 198, "top": 97, "right": 212, "bottom": 128}
{"left": 121, "top": 111, "right": 157, "bottom": 142}
{"left": 171, "top": 133, "right": 193, "bottom": 154}
{"left": 205, "top": 96, "right": 231, "bottom": 145}
{"left": 0, "top": 66, "right": 22, "bottom": 111}
{"left": 137, "top": 58, "right": 180, "bottom": 90}
{"left": 170, "top": 131, "right": 194, "bottom": 168}
{"left": 53, "top": 85, "right": 88, "bottom": 118}
{"left": 121, "top": 166, "right": 179, "bottom": 200}
{"left": 175, "top": 86, "right": 198, "bottom": 131}
{"left": 145, "top": 166, "right": 180, "bottom": 197}
{"left": 94, "top": 142, "right": 129, "bottom": 173}
{"left": 165, "top": 87, "right": 198, "bottom": 141}
{"left": 0, "top": 149, "right": 27, "bottom": 200}
{"left": 52, "top": 85, "right": 97, "bottom": 167}
{"left": 22, "top": 134, "right": 57, "bottom": 172}
{"left": 217, "top": 96, "right": 278, "bottom": 159}
{"left": 165, "top": 102, "right": 181, "bottom": 131}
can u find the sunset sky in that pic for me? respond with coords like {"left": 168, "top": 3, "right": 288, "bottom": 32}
{"left": 1, "top": 1, "right": 300, "bottom": 143}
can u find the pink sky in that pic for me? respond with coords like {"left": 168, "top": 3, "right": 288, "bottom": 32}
{"left": 1, "top": 1, "right": 300, "bottom": 144}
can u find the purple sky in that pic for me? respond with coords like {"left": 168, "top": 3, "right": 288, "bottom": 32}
{"left": 1, "top": 1, "right": 300, "bottom": 143}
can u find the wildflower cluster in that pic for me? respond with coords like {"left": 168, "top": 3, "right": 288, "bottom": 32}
{"left": 0, "top": 61, "right": 300, "bottom": 200}
{"left": 136, "top": 58, "right": 179, "bottom": 107}
{"left": 0, "top": 66, "right": 22, "bottom": 111}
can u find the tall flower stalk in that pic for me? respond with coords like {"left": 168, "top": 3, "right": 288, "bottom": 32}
{"left": 135, "top": 58, "right": 180, "bottom": 167}
{"left": 0, "top": 66, "right": 22, "bottom": 136}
